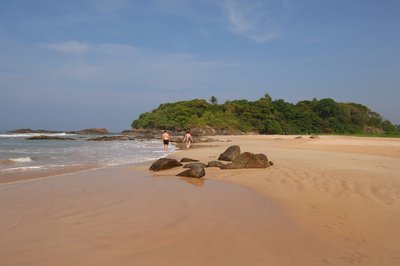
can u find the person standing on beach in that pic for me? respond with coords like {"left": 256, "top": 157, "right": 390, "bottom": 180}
{"left": 183, "top": 131, "right": 193, "bottom": 149}
{"left": 162, "top": 130, "right": 170, "bottom": 151}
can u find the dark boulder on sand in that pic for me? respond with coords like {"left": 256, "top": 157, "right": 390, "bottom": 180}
{"left": 223, "top": 152, "right": 270, "bottom": 169}
{"left": 218, "top": 145, "right": 241, "bottom": 161}
{"left": 180, "top": 158, "right": 199, "bottom": 163}
{"left": 177, "top": 164, "right": 205, "bottom": 178}
{"left": 207, "top": 161, "right": 225, "bottom": 168}
{"left": 183, "top": 162, "right": 207, "bottom": 169}
{"left": 149, "top": 158, "right": 183, "bottom": 171}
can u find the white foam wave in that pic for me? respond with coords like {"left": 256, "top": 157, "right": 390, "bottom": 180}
{"left": 10, "top": 157, "right": 32, "bottom": 163}
{"left": 1, "top": 166, "right": 46, "bottom": 172}
{"left": 0, "top": 164, "right": 74, "bottom": 172}
{"left": 0, "top": 132, "right": 76, "bottom": 138}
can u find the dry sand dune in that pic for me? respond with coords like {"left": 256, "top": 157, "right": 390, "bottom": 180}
{"left": 1, "top": 135, "right": 399, "bottom": 265}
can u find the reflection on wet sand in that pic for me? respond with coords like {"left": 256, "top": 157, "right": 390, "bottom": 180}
{"left": 181, "top": 177, "right": 205, "bottom": 187}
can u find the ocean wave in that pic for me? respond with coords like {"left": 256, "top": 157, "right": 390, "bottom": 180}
{"left": 0, "top": 132, "right": 76, "bottom": 138}
{"left": 0, "top": 139, "right": 177, "bottom": 175}
{"left": 0, "top": 164, "right": 76, "bottom": 172}
{"left": 1, "top": 165, "right": 47, "bottom": 172}
{"left": 0, "top": 157, "right": 32, "bottom": 165}
{"left": 10, "top": 157, "right": 33, "bottom": 163}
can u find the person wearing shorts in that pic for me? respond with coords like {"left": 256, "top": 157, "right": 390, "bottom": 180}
{"left": 162, "top": 130, "right": 170, "bottom": 151}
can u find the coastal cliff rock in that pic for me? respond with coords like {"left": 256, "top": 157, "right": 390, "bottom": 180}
{"left": 189, "top": 126, "right": 245, "bottom": 136}
{"left": 218, "top": 145, "right": 241, "bottom": 161}
{"left": 223, "top": 152, "right": 270, "bottom": 169}
{"left": 149, "top": 158, "right": 183, "bottom": 171}
{"left": 177, "top": 164, "right": 205, "bottom": 178}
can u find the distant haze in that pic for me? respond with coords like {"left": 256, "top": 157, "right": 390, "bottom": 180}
{"left": 1, "top": 1, "right": 399, "bottom": 132}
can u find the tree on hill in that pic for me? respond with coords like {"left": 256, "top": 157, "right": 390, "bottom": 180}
{"left": 131, "top": 95, "right": 399, "bottom": 135}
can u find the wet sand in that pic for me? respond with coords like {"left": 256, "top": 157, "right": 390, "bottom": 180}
{"left": 0, "top": 165, "right": 333, "bottom": 266}
{"left": 1, "top": 135, "right": 400, "bottom": 265}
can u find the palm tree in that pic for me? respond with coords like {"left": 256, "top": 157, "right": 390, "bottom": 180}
{"left": 210, "top": 96, "right": 218, "bottom": 104}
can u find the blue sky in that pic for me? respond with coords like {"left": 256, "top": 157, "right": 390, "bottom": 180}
{"left": 1, "top": 0, "right": 399, "bottom": 131}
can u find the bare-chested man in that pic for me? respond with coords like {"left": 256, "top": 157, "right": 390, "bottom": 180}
{"left": 162, "top": 130, "right": 170, "bottom": 151}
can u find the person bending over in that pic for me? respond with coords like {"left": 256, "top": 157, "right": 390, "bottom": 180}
{"left": 183, "top": 131, "right": 193, "bottom": 149}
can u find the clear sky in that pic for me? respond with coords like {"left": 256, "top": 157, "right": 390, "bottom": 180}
{"left": 1, "top": 0, "right": 399, "bottom": 132}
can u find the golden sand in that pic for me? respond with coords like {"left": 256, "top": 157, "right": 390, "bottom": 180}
{"left": 166, "top": 135, "right": 400, "bottom": 265}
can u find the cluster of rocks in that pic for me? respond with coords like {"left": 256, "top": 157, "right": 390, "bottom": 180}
{"left": 87, "top": 136, "right": 135, "bottom": 141}
{"left": 8, "top": 128, "right": 110, "bottom": 135}
{"left": 26, "top": 136, "right": 75, "bottom": 141}
{"left": 122, "top": 128, "right": 227, "bottom": 143}
{"left": 8, "top": 128, "right": 63, "bottom": 134}
{"left": 149, "top": 145, "right": 272, "bottom": 179}
{"left": 15, "top": 127, "right": 232, "bottom": 143}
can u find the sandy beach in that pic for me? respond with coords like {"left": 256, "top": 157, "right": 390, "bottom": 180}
{"left": 1, "top": 135, "right": 400, "bottom": 265}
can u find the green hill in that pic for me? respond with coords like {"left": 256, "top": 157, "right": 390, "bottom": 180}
{"left": 131, "top": 95, "right": 398, "bottom": 135}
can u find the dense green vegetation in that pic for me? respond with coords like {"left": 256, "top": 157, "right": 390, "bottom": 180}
{"left": 132, "top": 95, "right": 399, "bottom": 135}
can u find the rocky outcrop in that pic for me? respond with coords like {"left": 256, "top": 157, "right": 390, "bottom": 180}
{"left": 8, "top": 128, "right": 62, "bottom": 134}
{"left": 363, "top": 126, "right": 385, "bottom": 134}
{"left": 87, "top": 135, "right": 134, "bottom": 141}
{"left": 27, "top": 136, "right": 75, "bottom": 140}
{"left": 189, "top": 126, "right": 246, "bottom": 136}
{"left": 189, "top": 126, "right": 218, "bottom": 136}
{"left": 73, "top": 128, "right": 110, "bottom": 135}
{"left": 218, "top": 145, "right": 241, "bottom": 161}
{"left": 122, "top": 128, "right": 162, "bottom": 140}
{"left": 223, "top": 152, "right": 270, "bottom": 169}
{"left": 149, "top": 158, "right": 183, "bottom": 171}
{"left": 122, "top": 128, "right": 185, "bottom": 141}
{"left": 207, "top": 161, "right": 225, "bottom": 168}
{"left": 8, "top": 128, "right": 110, "bottom": 135}
{"left": 177, "top": 164, "right": 205, "bottom": 178}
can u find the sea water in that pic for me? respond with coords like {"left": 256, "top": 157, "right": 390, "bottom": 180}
{"left": 0, "top": 132, "right": 175, "bottom": 181}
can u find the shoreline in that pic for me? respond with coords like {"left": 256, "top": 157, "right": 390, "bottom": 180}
{"left": 1, "top": 135, "right": 399, "bottom": 265}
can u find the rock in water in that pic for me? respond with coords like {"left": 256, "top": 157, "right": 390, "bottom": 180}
{"left": 149, "top": 158, "right": 183, "bottom": 171}
{"left": 218, "top": 145, "right": 241, "bottom": 161}
{"left": 27, "top": 136, "right": 75, "bottom": 140}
